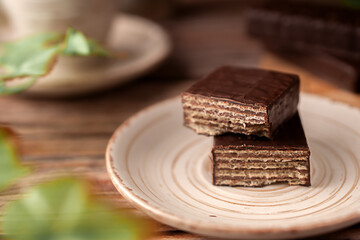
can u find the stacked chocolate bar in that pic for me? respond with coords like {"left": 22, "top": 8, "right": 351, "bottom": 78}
{"left": 181, "top": 66, "right": 311, "bottom": 187}
{"left": 246, "top": 0, "right": 360, "bottom": 92}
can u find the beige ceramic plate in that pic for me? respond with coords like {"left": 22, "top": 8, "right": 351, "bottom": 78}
{"left": 9, "top": 14, "right": 171, "bottom": 96}
{"left": 106, "top": 94, "right": 360, "bottom": 239}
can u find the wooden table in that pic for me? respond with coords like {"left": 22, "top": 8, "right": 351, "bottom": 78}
{"left": 1, "top": 1, "right": 360, "bottom": 239}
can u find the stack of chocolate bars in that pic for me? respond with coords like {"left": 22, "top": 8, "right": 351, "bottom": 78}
{"left": 246, "top": 0, "right": 360, "bottom": 92}
{"left": 181, "top": 66, "right": 311, "bottom": 187}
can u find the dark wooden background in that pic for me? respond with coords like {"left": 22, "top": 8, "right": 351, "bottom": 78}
{"left": 1, "top": 1, "right": 360, "bottom": 239}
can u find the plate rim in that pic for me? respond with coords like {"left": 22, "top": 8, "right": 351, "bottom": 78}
{"left": 105, "top": 93, "right": 360, "bottom": 238}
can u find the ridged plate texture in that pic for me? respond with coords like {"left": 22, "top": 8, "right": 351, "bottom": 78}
{"left": 106, "top": 94, "right": 360, "bottom": 239}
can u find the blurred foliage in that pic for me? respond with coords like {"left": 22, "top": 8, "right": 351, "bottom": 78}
{"left": 0, "top": 128, "right": 30, "bottom": 191}
{"left": 0, "top": 28, "right": 109, "bottom": 95}
{"left": 0, "top": 33, "right": 60, "bottom": 81}
{"left": 0, "top": 77, "right": 37, "bottom": 95}
{"left": 0, "top": 127, "right": 149, "bottom": 240}
{"left": 3, "top": 178, "right": 150, "bottom": 240}
{"left": 62, "top": 28, "right": 109, "bottom": 57}
{"left": 0, "top": 27, "right": 145, "bottom": 240}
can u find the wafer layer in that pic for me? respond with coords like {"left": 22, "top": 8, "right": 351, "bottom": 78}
{"left": 213, "top": 149, "right": 310, "bottom": 187}
{"left": 212, "top": 114, "right": 311, "bottom": 187}
{"left": 182, "top": 93, "right": 269, "bottom": 136}
{"left": 215, "top": 178, "right": 308, "bottom": 187}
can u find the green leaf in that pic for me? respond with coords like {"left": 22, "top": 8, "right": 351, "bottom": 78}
{"left": 62, "top": 28, "right": 109, "bottom": 57}
{"left": 0, "top": 128, "right": 29, "bottom": 191}
{"left": 3, "top": 178, "right": 149, "bottom": 240}
{"left": 0, "top": 28, "right": 109, "bottom": 95}
{"left": 0, "top": 33, "right": 61, "bottom": 81}
{"left": 0, "top": 77, "right": 37, "bottom": 96}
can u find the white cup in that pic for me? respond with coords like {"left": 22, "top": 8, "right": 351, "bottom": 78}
{"left": 1, "top": 0, "right": 117, "bottom": 42}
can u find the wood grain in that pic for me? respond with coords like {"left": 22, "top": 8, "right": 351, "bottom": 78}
{"left": 0, "top": 1, "right": 359, "bottom": 239}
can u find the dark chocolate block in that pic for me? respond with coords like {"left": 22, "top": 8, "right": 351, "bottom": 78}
{"left": 246, "top": 1, "right": 360, "bottom": 61}
{"left": 265, "top": 44, "right": 360, "bottom": 92}
{"left": 181, "top": 66, "right": 299, "bottom": 138}
{"left": 212, "top": 113, "right": 311, "bottom": 187}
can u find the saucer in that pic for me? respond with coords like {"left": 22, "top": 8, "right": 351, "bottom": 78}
{"left": 1, "top": 14, "right": 171, "bottom": 96}
{"left": 106, "top": 94, "right": 360, "bottom": 239}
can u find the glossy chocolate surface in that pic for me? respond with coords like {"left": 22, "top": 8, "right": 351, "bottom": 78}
{"left": 185, "top": 66, "right": 299, "bottom": 107}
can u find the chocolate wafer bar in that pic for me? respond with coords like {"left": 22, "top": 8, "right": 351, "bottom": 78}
{"left": 246, "top": 0, "right": 360, "bottom": 61}
{"left": 181, "top": 66, "right": 299, "bottom": 139}
{"left": 212, "top": 113, "right": 311, "bottom": 187}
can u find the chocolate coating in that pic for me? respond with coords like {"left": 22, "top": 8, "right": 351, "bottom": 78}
{"left": 214, "top": 113, "right": 309, "bottom": 150}
{"left": 186, "top": 66, "right": 299, "bottom": 107}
